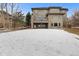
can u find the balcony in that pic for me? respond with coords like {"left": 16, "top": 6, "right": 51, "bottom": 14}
{"left": 33, "top": 16, "right": 48, "bottom": 23}
{"left": 33, "top": 19, "right": 48, "bottom": 23}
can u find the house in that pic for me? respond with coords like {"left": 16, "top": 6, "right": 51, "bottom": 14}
{"left": 0, "top": 11, "right": 13, "bottom": 29}
{"left": 31, "top": 7, "right": 68, "bottom": 29}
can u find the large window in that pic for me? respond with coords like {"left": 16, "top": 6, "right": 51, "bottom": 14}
{"left": 36, "top": 16, "right": 46, "bottom": 21}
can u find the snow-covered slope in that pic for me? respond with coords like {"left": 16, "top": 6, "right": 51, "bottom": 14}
{"left": 0, "top": 29, "right": 79, "bottom": 56}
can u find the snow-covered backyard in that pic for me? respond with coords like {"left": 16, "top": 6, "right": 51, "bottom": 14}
{"left": 0, "top": 29, "right": 79, "bottom": 56}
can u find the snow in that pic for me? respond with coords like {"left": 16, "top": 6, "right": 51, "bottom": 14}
{"left": 0, "top": 29, "right": 79, "bottom": 56}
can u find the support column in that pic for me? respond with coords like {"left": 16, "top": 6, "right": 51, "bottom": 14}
{"left": 48, "top": 23, "right": 51, "bottom": 29}
{"left": 60, "top": 22, "right": 62, "bottom": 28}
{"left": 31, "top": 22, "right": 33, "bottom": 29}
{"left": 48, "top": 16, "right": 51, "bottom": 29}
{"left": 31, "top": 15, "right": 33, "bottom": 29}
{"left": 53, "top": 23, "right": 54, "bottom": 28}
{"left": 57, "top": 23, "right": 59, "bottom": 27}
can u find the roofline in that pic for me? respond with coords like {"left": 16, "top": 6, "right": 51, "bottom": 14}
{"left": 48, "top": 7, "right": 61, "bottom": 9}
{"left": 32, "top": 6, "right": 68, "bottom": 11}
{"left": 60, "top": 8, "right": 68, "bottom": 11}
{"left": 32, "top": 8, "right": 48, "bottom": 11}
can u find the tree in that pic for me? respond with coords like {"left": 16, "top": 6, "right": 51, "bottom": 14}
{"left": 0, "top": 3, "right": 24, "bottom": 29}
{"left": 71, "top": 10, "right": 79, "bottom": 27}
{"left": 9, "top": 3, "right": 24, "bottom": 29}
{"left": 12, "top": 11, "right": 24, "bottom": 28}
{"left": 63, "top": 18, "right": 68, "bottom": 28}
{"left": 25, "top": 12, "right": 31, "bottom": 26}
{"left": 9, "top": 3, "right": 16, "bottom": 14}
{"left": 0, "top": 3, "right": 18, "bottom": 29}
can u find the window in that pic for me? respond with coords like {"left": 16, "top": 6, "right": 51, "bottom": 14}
{"left": 36, "top": 16, "right": 45, "bottom": 21}
{"left": 51, "top": 23, "right": 53, "bottom": 26}
{"left": 54, "top": 23, "right": 57, "bottom": 26}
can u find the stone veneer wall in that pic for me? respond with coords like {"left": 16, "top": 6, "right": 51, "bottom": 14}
{"left": 31, "top": 7, "right": 68, "bottom": 28}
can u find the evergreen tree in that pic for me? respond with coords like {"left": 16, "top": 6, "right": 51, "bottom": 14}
{"left": 25, "top": 12, "right": 31, "bottom": 26}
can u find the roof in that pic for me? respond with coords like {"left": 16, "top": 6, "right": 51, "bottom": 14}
{"left": 60, "top": 8, "right": 68, "bottom": 11}
{"left": 32, "top": 7, "right": 48, "bottom": 10}
{"left": 32, "top": 6, "right": 68, "bottom": 11}
{"left": 48, "top": 7, "right": 61, "bottom": 9}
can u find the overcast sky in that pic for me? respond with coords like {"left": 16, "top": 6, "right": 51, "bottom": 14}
{"left": 18, "top": 3, "right": 79, "bottom": 17}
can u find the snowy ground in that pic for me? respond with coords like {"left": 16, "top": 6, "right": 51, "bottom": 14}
{"left": 0, "top": 29, "right": 79, "bottom": 56}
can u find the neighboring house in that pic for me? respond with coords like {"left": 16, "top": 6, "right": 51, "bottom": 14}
{"left": 0, "top": 11, "right": 13, "bottom": 29}
{"left": 31, "top": 7, "right": 68, "bottom": 29}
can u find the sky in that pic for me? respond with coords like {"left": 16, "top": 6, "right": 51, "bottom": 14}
{"left": 18, "top": 3, "right": 79, "bottom": 17}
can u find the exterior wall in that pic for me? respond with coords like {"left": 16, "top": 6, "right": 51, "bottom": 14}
{"left": 61, "top": 10, "right": 67, "bottom": 20}
{"left": 61, "top": 10, "right": 67, "bottom": 13}
{"left": 31, "top": 9, "right": 48, "bottom": 28}
{"left": 33, "top": 10, "right": 48, "bottom": 21}
{"left": 31, "top": 7, "right": 68, "bottom": 29}
{"left": 48, "top": 15, "right": 63, "bottom": 28}
{"left": 49, "top": 9, "right": 60, "bottom": 13}
{"left": 61, "top": 10, "right": 68, "bottom": 27}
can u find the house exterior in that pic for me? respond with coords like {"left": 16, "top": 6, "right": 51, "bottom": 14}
{"left": 0, "top": 11, "right": 13, "bottom": 29}
{"left": 31, "top": 7, "right": 68, "bottom": 29}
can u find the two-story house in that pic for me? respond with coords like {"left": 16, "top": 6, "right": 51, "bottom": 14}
{"left": 31, "top": 7, "right": 68, "bottom": 28}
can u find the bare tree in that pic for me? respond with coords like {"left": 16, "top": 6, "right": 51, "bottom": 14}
{"left": 71, "top": 9, "right": 79, "bottom": 27}
{"left": 9, "top": 3, "right": 17, "bottom": 29}
{"left": 9, "top": 3, "right": 23, "bottom": 29}
{"left": 9, "top": 3, "right": 16, "bottom": 15}
{"left": 5, "top": 3, "right": 8, "bottom": 12}
{"left": 0, "top": 3, "right": 22, "bottom": 29}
